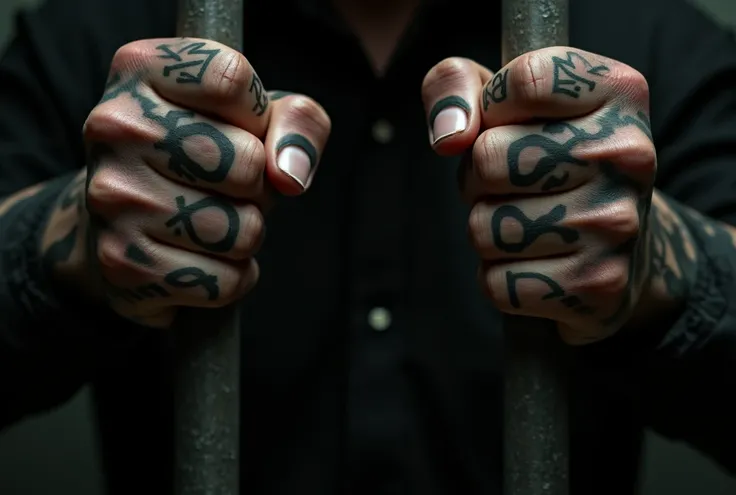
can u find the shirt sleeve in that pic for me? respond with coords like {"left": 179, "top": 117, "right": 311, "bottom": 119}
{"left": 0, "top": 0, "right": 174, "bottom": 428}
{"left": 584, "top": 0, "right": 736, "bottom": 474}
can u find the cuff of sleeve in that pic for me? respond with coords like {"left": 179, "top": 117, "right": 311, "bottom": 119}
{"left": 654, "top": 210, "right": 735, "bottom": 358}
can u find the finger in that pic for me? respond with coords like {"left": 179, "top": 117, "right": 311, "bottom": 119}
{"left": 478, "top": 253, "right": 629, "bottom": 343}
{"left": 421, "top": 58, "right": 494, "bottom": 155}
{"left": 108, "top": 38, "right": 271, "bottom": 138}
{"left": 264, "top": 93, "right": 332, "bottom": 195}
{"left": 469, "top": 191, "right": 639, "bottom": 261}
{"left": 85, "top": 95, "right": 269, "bottom": 202}
{"left": 96, "top": 229, "right": 259, "bottom": 316}
{"left": 480, "top": 47, "right": 648, "bottom": 129}
{"left": 461, "top": 115, "right": 651, "bottom": 201}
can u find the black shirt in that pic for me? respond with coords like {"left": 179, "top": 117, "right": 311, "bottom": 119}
{"left": 2, "top": 0, "right": 736, "bottom": 493}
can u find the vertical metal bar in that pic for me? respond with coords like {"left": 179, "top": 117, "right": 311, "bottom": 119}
{"left": 501, "top": 2, "right": 570, "bottom": 495}
{"left": 174, "top": 1, "right": 243, "bottom": 494}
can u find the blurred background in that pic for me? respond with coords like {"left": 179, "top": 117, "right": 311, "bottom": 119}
{"left": 1, "top": 0, "right": 736, "bottom": 493}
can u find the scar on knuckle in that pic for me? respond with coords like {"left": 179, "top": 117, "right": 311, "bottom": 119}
{"left": 213, "top": 52, "right": 250, "bottom": 102}
{"left": 514, "top": 53, "right": 548, "bottom": 101}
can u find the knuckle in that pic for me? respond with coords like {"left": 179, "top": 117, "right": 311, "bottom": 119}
{"left": 468, "top": 203, "right": 491, "bottom": 252}
{"left": 236, "top": 205, "right": 265, "bottom": 257}
{"left": 605, "top": 201, "right": 641, "bottom": 240}
{"left": 514, "top": 52, "right": 548, "bottom": 101}
{"left": 472, "top": 131, "right": 505, "bottom": 186}
{"left": 614, "top": 67, "right": 650, "bottom": 105}
{"left": 235, "top": 136, "right": 266, "bottom": 190}
{"left": 422, "top": 57, "right": 470, "bottom": 99}
{"left": 84, "top": 106, "right": 155, "bottom": 144}
{"left": 285, "top": 96, "right": 332, "bottom": 138}
{"left": 213, "top": 51, "right": 251, "bottom": 102}
{"left": 111, "top": 41, "right": 150, "bottom": 72}
{"left": 576, "top": 259, "right": 630, "bottom": 296}
{"left": 86, "top": 168, "right": 122, "bottom": 211}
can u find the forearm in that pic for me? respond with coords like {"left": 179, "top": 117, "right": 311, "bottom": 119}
{"left": 624, "top": 190, "right": 736, "bottom": 472}
{"left": 0, "top": 172, "right": 134, "bottom": 428}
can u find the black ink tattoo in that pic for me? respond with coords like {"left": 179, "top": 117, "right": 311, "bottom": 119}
{"left": 492, "top": 204, "right": 579, "bottom": 254}
{"left": 483, "top": 69, "right": 508, "bottom": 110}
{"left": 428, "top": 95, "right": 471, "bottom": 130}
{"left": 164, "top": 267, "right": 219, "bottom": 300}
{"left": 164, "top": 195, "right": 240, "bottom": 253}
{"left": 249, "top": 73, "right": 268, "bottom": 116}
{"left": 157, "top": 42, "right": 220, "bottom": 84}
{"left": 507, "top": 106, "right": 652, "bottom": 191}
{"left": 125, "top": 243, "right": 155, "bottom": 267}
{"left": 551, "top": 51, "right": 610, "bottom": 98}
{"left": 100, "top": 72, "right": 236, "bottom": 184}
{"left": 649, "top": 200, "right": 698, "bottom": 299}
{"left": 506, "top": 271, "right": 594, "bottom": 315}
{"left": 269, "top": 90, "right": 295, "bottom": 101}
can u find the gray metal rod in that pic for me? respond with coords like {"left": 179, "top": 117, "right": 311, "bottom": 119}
{"left": 501, "top": 1, "right": 571, "bottom": 495}
{"left": 174, "top": 1, "right": 243, "bottom": 494}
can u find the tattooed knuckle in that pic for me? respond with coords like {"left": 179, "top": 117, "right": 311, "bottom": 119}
{"left": 285, "top": 96, "right": 332, "bottom": 138}
{"left": 422, "top": 58, "right": 470, "bottom": 99}
{"left": 85, "top": 106, "right": 152, "bottom": 144}
{"left": 605, "top": 202, "right": 641, "bottom": 241}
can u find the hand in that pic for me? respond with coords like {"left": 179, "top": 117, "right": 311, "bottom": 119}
{"left": 77, "top": 38, "right": 330, "bottom": 328}
{"left": 422, "top": 49, "right": 655, "bottom": 344}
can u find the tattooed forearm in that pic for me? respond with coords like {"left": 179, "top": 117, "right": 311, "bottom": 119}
{"left": 551, "top": 51, "right": 610, "bottom": 98}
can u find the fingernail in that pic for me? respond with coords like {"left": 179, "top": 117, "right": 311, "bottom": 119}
{"left": 276, "top": 134, "right": 318, "bottom": 190}
{"left": 429, "top": 95, "right": 470, "bottom": 145}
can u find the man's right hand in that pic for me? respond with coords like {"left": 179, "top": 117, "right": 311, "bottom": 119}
{"left": 77, "top": 38, "right": 331, "bottom": 328}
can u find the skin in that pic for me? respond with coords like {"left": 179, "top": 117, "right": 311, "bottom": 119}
{"left": 1, "top": 1, "right": 735, "bottom": 342}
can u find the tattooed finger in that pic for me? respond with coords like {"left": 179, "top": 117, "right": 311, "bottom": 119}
{"left": 463, "top": 107, "right": 654, "bottom": 201}
{"left": 480, "top": 48, "right": 647, "bottom": 128}
{"left": 106, "top": 38, "right": 270, "bottom": 138}
{"left": 96, "top": 231, "right": 259, "bottom": 315}
{"left": 86, "top": 90, "right": 268, "bottom": 200}
{"left": 479, "top": 254, "right": 632, "bottom": 341}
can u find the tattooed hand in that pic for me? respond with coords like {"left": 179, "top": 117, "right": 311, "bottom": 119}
{"left": 78, "top": 38, "right": 330, "bottom": 328}
{"left": 422, "top": 48, "right": 656, "bottom": 344}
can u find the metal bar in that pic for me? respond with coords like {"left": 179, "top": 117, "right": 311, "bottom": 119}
{"left": 501, "top": 1, "right": 571, "bottom": 495}
{"left": 174, "top": 1, "right": 243, "bottom": 494}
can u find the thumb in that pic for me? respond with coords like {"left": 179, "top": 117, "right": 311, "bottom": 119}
{"left": 421, "top": 58, "right": 494, "bottom": 156}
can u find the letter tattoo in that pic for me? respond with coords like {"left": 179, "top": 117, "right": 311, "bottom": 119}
{"left": 551, "top": 51, "right": 609, "bottom": 98}
{"left": 492, "top": 204, "right": 579, "bottom": 253}
{"left": 157, "top": 42, "right": 220, "bottom": 84}
{"left": 483, "top": 70, "right": 508, "bottom": 110}
{"left": 164, "top": 196, "right": 240, "bottom": 253}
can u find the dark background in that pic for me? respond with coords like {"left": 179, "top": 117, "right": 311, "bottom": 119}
{"left": 1, "top": 0, "right": 735, "bottom": 493}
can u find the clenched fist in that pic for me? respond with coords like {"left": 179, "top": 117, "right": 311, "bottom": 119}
{"left": 422, "top": 48, "right": 655, "bottom": 344}
{"left": 77, "top": 38, "right": 330, "bottom": 327}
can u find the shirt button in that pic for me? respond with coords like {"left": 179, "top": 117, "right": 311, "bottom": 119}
{"left": 372, "top": 119, "right": 395, "bottom": 144}
{"left": 367, "top": 307, "right": 392, "bottom": 332}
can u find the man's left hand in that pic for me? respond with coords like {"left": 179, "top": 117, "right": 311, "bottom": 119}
{"left": 422, "top": 48, "right": 657, "bottom": 344}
